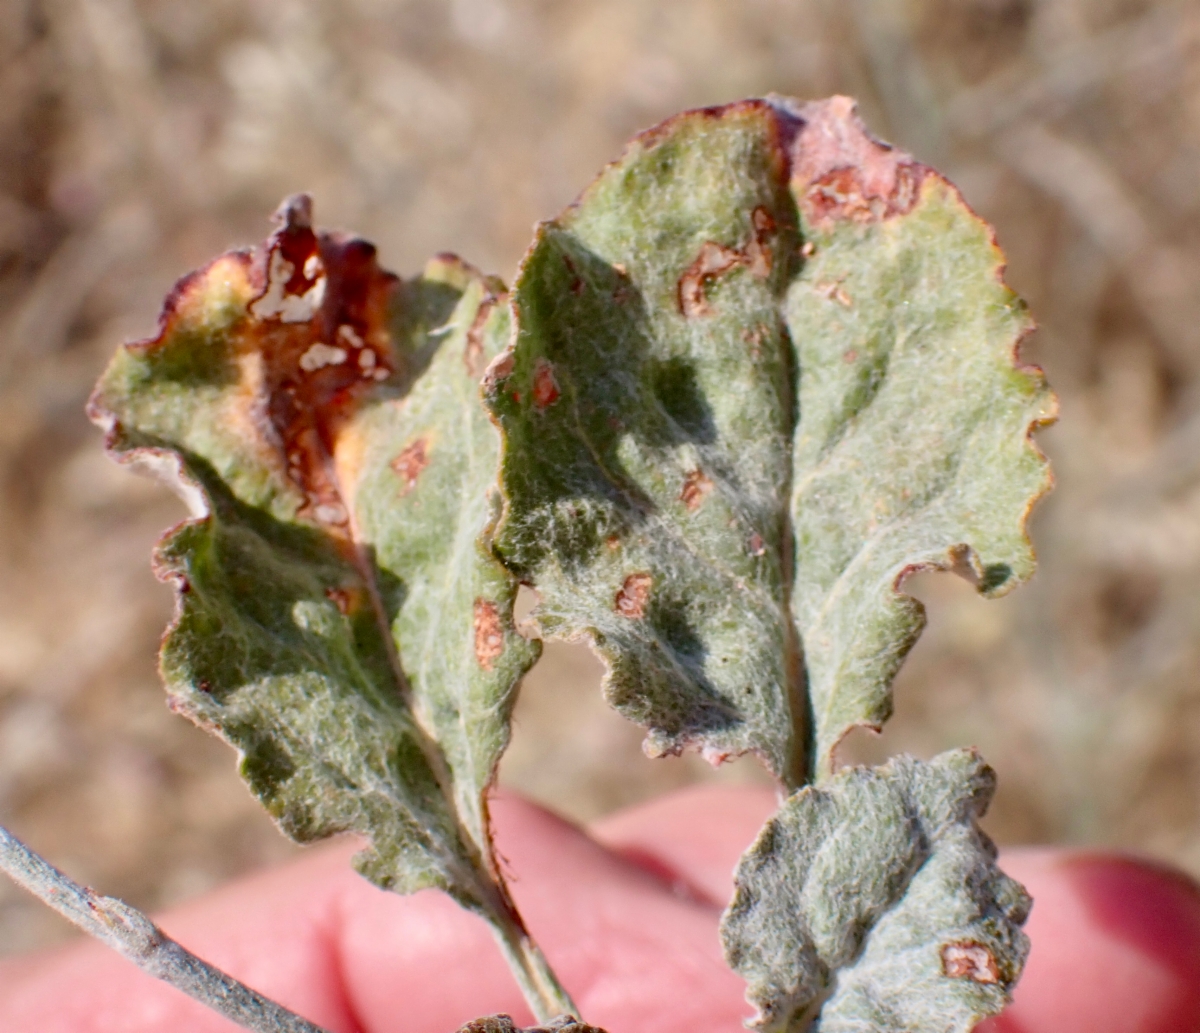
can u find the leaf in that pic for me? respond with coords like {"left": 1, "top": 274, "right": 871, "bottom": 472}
{"left": 484, "top": 96, "right": 1054, "bottom": 784}
{"left": 88, "top": 196, "right": 569, "bottom": 1015}
{"left": 719, "top": 749, "right": 1031, "bottom": 1033}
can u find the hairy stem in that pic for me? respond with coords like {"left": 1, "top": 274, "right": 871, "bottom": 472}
{"left": 0, "top": 823, "right": 331, "bottom": 1033}
{"left": 482, "top": 879, "right": 577, "bottom": 1023}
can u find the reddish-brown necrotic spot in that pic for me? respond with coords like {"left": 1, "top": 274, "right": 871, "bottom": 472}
{"left": 615, "top": 573, "right": 652, "bottom": 619}
{"left": 325, "top": 585, "right": 363, "bottom": 616}
{"left": 532, "top": 359, "right": 560, "bottom": 409}
{"left": 940, "top": 941, "right": 1000, "bottom": 984}
{"left": 680, "top": 468, "right": 713, "bottom": 511}
{"left": 677, "top": 207, "right": 778, "bottom": 318}
{"left": 392, "top": 438, "right": 430, "bottom": 493}
{"left": 199, "top": 193, "right": 401, "bottom": 533}
{"left": 473, "top": 599, "right": 504, "bottom": 670}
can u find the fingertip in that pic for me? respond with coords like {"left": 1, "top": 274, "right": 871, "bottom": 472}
{"left": 588, "top": 783, "right": 778, "bottom": 906}
{"left": 980, "top": 849, "right": 1200, "bottom": 1033}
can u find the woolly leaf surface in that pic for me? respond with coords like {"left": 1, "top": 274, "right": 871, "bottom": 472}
{"left": 485, "top": 96, "right": 1054, "bottom": 783}
{"left": 720, "top": 749, "right": 1031, "bottom": 1033}
{"left": 89, "top": 197, "right": 537, "bottom": 915}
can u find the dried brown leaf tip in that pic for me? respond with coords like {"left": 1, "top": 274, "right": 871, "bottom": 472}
{"left": 680, "top": 468, "right": 714, "bottom": 510}
{"left": 615, "top": 572, "right": 652, "bottom": 619}
{"left": 941, "top": 941, "right": 1000, "bottom": 984}
{"left": 392, "top": 437, "right": 430, "bottom": 493}
{"left": 473, "top": 599, "right": 505, "bottom": 670}
{"left": 677, "top": 206, "right": 777, "bottom": 318}
{"left": 788, "top": 95, "right": 927, "bottom": 227}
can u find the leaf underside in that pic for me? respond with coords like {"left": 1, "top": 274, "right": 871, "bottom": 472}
{"left": 720, "top": 749, "right": 1031, "bottom": 1033}
{"left": 485, "top": 95, "right": 1055, "bottom": 785}
{"left": 89, "top": 197, "right": 536, "bottom": 916}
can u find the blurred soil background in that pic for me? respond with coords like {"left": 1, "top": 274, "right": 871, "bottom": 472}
{"left": 1, "top": 0, "right": 1200, "bottom": 957}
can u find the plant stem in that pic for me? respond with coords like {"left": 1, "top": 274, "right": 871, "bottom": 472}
{"left": 488, "top": 907, "right": 577, "bottom": 1024}
{"left": 0, "top": 823, "right": 331, "bottom": 1033}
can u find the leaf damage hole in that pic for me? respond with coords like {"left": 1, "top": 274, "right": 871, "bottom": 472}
{"left": 615, "top": 572, "right": 652, "bottom": 620}
{"left": 940, "top": 941, "right": 1000, "bottom": 984}
{"left": 679, "top": 468, "right": 713, "bottom": 511}
{"left": 392, "top": 438, "right": 430, "bottom": 493}
{"left": 473, "top": 599, "right": 505, "bottom": 670}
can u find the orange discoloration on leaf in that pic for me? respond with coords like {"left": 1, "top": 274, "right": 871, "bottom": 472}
{"left": 615, "top": 572, "right": 652, "bottom": 619}
{"left": 788, "top": 96, "right": 926, "bottom": 228}
{"left": 940, "top": 942, "right": 1000, "bottom": 984}
{"left": 473, "top": 599, "right": 505, "bottom": 670}
{"left": 680, "top": 468, "right": 714, "bottom": 511}
{"left": 532, "top": 359, "right": 560, "bottom": 409}
{"left": 392, "top": 437, "right": 430, "bottom": 492}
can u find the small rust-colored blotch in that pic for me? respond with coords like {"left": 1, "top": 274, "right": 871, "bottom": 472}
{"left": 745, "top": 206, "right": 776, "bottom": 279}
{"left": 532, "top": 359, "right": 560, "bottom": 409}
{"left": 473, "top": 599, "right": 505, "bottom": 670}
{"left": 748, "top": 532, "right": 766, "bottom": 556}
{"left": 680, "top": 468, "right": 714, "bottom": 511}
{"left": 605, "top": 535, "right": 621, "bottom": 550}
{"left": 325, "top": 585, "right": 358, "bottom": 615}
{"left": 615, "top": 572, "right": 652, "bottom": 620}
{"left": 678, "top": 241, "right": 744, "bottom": 318}
{"left": 392, "top": 438, "right": 430, "bottom": 492}
{"left": 940, "top": 942, "right": 1000, "bottom": 984}
{"left": 817, "top": 279, "right": 852, "bottom": 307}
{"left": 843, "top": 349, "right": 858, "bottom": 364}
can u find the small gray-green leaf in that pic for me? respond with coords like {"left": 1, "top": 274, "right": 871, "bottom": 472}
{"left": 88, "top": 198, "right": 545, "bottom": 957}
{"left": 720, "top": 749, "right": 1030, "bottom": 1033}
{"left": 485, "top": 96, "right": 1054, "bottom": 784}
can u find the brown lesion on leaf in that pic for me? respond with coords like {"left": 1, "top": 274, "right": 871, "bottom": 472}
{"left": 473, "top": 599, "right": 505, "bottom": 670}
{"left": 816, "top": 278, "right": 853, "bottom": 307}
{"left": 463, "top": 280, "right": 506, "bottom": 379}
{"left": 787, "top": 95, "right": 927, "bottom": 228}
{"left": 680, "top": 468, "right": 713, "bottom": 511}
{"left": 677, "top": 206, "right": 778, "bottom": 318}
{"left": 940, "top": 941, "right": 1000, "bottom": 984}
{"left": 615, "top": 572, "right": 652, "bottom": 619}
{"left": 391, "top": 437, "right": 430, "bottom": 493}
{"left": 325, "top": 585, "right": 364, "bottom": 616}
{"left": 532, "top": 358, "right": 560, "bottom": 409}
{"left": 138, "top": 194, "right": 401, "bottom": 534}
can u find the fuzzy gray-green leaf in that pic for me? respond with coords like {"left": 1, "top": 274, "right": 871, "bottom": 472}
{"left": 720, "top": 749, "right": 1030, "bottom": 1033}
{"left": 88, "top": 199, "right": 536, "bottom": 917}
{"left": 485, "top": 96, "right": 1054, "bottom": 784}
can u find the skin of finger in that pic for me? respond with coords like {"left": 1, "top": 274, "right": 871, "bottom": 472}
{"left": 0, "top": 794, "right": 745, "bottom": 1033}
{"left": 4, "top": 787, "right": 1200, "bottom": 1033}
{"left": 338, "top": 794, "right": 745, "bottom": 1033}
{"left": 594, "top": 788, "right": 1200, "bottom": 1033}
{"left": 587, "top": 783, "right": 779, "bottom": 905}
{"left": 976, "top": 849, "right": 1200, "bottom": 1033}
